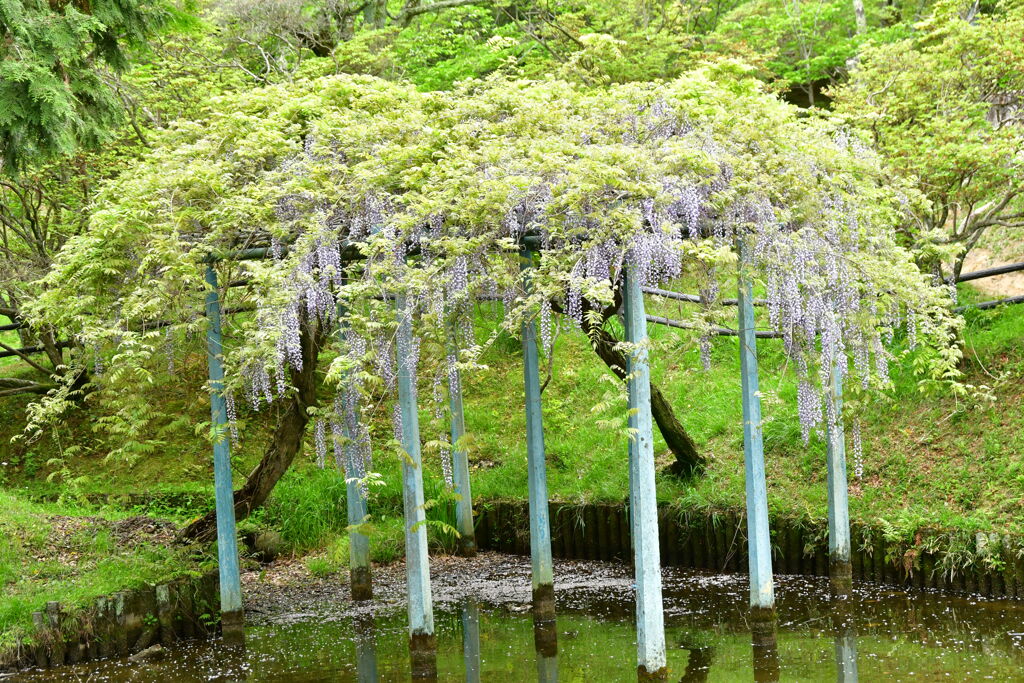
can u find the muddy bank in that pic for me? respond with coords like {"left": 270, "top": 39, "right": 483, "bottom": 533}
{"left": 243, "top": 551, "right": 637, "bottom": 625}
{"left": 242, "top": 549, "right": 1024, "bottom": 637}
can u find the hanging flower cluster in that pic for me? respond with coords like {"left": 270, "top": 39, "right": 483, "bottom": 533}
{"left": 34, "top": 69, "right": 959, "bottom": 465}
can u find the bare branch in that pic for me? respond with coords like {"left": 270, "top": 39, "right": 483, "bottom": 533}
{"left": 398, "top": 0, "right": 488, "bottom": 25}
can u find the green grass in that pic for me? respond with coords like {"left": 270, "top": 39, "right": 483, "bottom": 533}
{"left": 0, "top": 490, "right": 212, "bottom": 651}
{"left": 245, "top": 282, "right": 1024, "bottom": 558}
{"left": 0, "top": 317, "right": 26, "bottom": 370}
{"left": 2, "top": 284, "right": 1023, "bottom": 564}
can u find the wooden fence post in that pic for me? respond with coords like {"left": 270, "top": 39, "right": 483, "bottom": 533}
{"left": 520, "top": 248, "right": 556, "bottom": 623}
{"left": 203, "top": 264, "right": 244, "bottom": 646}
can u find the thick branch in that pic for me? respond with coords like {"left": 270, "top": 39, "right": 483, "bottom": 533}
{"left": 0, "top": 384, "right": 56, "bottom": 397}
{"left": 552, "top": 292, "right": 706, "bottom": 478}
{"left": 0, "top": 339, "right": 52, "bottom": 374}
{"left": 176, "top": 317, "right": 325, "bottom": 543}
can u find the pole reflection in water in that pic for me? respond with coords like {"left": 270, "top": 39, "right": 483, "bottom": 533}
{"left": 750, "top": 618, "right": 780, "bottom": 683}
{"left": 409, "top": 632, "right": 438, "bottom": 682}
{"left": 533, "top": 616, "right": 558, "bottom": 683}
{"left": 834, "top": 627, "right": 858, "bottom": 682}
{"left": 461, "top": 601, "right": 482, "bottom": 683}
{"left": 354, "top": 615, "right": 379, "bottom": 683}
{"left": 831, "top": 604, "right": 859, "bottom": 683}
{"left": 678, "top": 646, "right": 714, "bottom": 683}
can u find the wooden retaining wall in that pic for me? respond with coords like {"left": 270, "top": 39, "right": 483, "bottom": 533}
{"left": 475, "top": 500, "right": 1024, "bottom": 598}
{"left": 0, "top": 571, "right": 222, "bottom": 673}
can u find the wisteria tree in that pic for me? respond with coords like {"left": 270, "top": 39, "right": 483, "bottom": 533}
{"left": 27, "top": 68, "right": 960, "bottom": 540}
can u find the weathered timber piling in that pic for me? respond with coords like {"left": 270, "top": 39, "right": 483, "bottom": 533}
{"left": 597, "top": 504, "right": 612, "bottom": 561}
{"left": 396, "top": 291, "right": 436, "bottom": 670}
{"left": 520, "top": 248, "right": 555, "bottom": 623}
{"left": 624, "top": 266, "right": 667, "bottom": 680}
{"left": 610, "top": 505, "right": 626, "bottom": 562}
{"left": 30, "top": 612, "right": 47, "bottom": 667}
{"left": 203, "top": 264, "right": 244, "bottom": 646}
{"left": 1, "top": 572, "right": 223, "bottom": 674}
{"left": 474, "top": 501, "right": 1024, "bottom": 599}
{"left": 737, "top": 259, "right": 775, "bottom": 616}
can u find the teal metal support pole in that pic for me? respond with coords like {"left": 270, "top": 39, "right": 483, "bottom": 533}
{"left": 737, "top": 251, "right": 775, "bottom": 616}
{"left": 448, "top": 326, "right": 477, "bottom": 557}
{"left": 624, "top": 266, "right": 667, "bottom": 680}
{"left": 343, "top": 409, "right": 373, "bottom": 599}
{"left": 395, "top": 292, "right": 436, "bottom": 675}
{"left": 203, "top": 264, "right": 244, "bottom": 646}
{"left": 338, "top": 306, "right": 373, "bottom": 600}
{"left": 461, "top": 600, "right": 481, "bottom": 683}
{"left": 826, "top": 361, "right": 853, "bottom": 596}
{"left": 520, "top": 248, "right": 555, "bottom": 623}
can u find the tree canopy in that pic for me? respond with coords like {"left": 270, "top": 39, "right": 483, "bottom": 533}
{"left": 30, "top": 68, "right": 956, "bottom": 461}
{"left": 0, "top": 0, "right": 178, "bottom": 168}
{"left": 831, "top": 0, "right": 1024, "bottom": 278}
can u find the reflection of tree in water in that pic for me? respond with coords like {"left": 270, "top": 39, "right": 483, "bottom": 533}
{"left": 677, "top": 629, "right": 716, "bottom": 683}
{"left": 679, "top": 646, "right": 715, "bottom": 682}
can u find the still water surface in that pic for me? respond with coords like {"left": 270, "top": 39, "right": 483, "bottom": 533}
{"left": 11, "top": 565, "right": 1024, "bottom": 681}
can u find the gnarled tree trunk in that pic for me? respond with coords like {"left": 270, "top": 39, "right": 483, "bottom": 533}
{"left": 177, "top": 316, "right": 326, "bottom": 544}
{"left": 554, "top": 290, "right": 706, "bottom": 478}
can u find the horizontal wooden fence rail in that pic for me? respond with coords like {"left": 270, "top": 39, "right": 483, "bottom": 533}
{"left": 645, "top": 313, "right": 784, "bottom": 338}
{"left": 956, "top": 261, "right": 1024, "bottom": 282}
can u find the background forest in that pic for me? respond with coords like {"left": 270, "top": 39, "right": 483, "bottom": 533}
{"left": 1, "top": 0, "right": 1024, "bottom": 654}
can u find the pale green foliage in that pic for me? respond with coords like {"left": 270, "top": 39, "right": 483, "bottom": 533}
{"left": 27, "top": 69, "right": 957, "bottom": 450}
{"left": 831, "top": 0, "right": 1024, "bottom": 276}
{"left": 711, "top": 0, "right": 919, "bottom": 102}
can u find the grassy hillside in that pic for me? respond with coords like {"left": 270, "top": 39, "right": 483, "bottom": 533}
{"left": 0, "top": 283, "right": 1021, "bottom": 563}
{"left": 0, "top": 491, "right": 211, "bottom": 650}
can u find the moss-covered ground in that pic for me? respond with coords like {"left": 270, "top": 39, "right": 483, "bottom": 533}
{"left": 0, "top": 491, "right": 212, "bottom": 651}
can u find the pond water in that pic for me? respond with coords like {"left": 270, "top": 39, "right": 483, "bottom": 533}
{"left": 10, "top": 561, "right": 1024, "bottom": 681}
